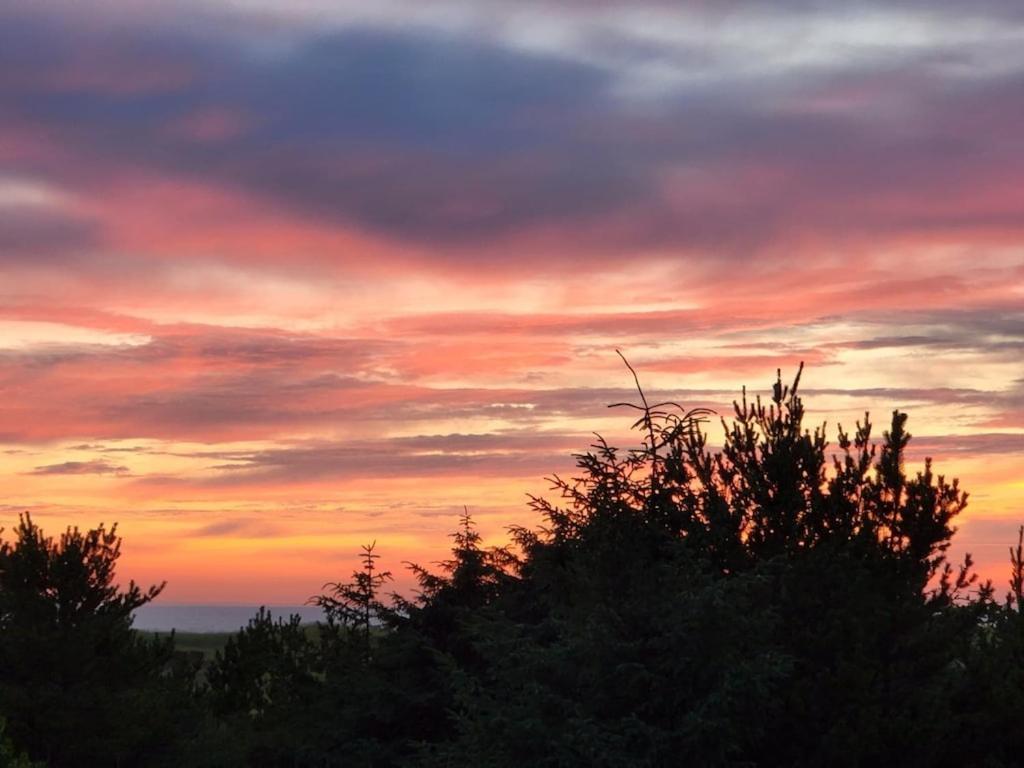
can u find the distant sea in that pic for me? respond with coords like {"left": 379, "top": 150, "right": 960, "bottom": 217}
{"left": 133, "top": 604, "right": 324, "bottom": 633}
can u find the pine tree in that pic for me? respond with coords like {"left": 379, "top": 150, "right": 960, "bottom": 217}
{"left": 0, "top": 514, "right": 182, "bottom": 767}
{"left": 314, "top": 541, "right": 392, "bottom": 661}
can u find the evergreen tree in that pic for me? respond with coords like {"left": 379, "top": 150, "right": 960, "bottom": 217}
{"left": 199, "top": 608, "right": 326, "bottom": 767}
{"left": 314, "top": 541, "right": 392, "bottom": 661}
{"left": 189, "top": 364, "right": 1024, "bottom": 766}
{"left": 418, "top": 364, "right": 1000, "bottom": 766}
{"left": 0, "top": 514, "right": 189, "bottom": 767}
{"left": 9, "top": 363, "right": 1021, "bottom": 767}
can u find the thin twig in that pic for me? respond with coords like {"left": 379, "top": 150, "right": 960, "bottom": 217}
{"left": 615, "top": 349, "right": 660, "bottom": 485}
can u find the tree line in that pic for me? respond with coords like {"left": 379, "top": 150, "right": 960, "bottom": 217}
{"left": 2, "top": 366, "right": 1023, "bottom": 766}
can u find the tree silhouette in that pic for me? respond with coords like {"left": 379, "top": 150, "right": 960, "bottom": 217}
{"left": 199, "top": 608, "right": 325, "bottom": 766}
{"left": 1010, "top": 526, "right": 1024, "bottom": 611}
{"left": 420, "top": 364, "right": 1003, "bottom": 766}
{"left": 6, "top": 363, "right": 1024, "bottom": 767}
{"left": 314, "top": 541, "right": 392, "bottom": 661}
{"left": 0, "top": 514, "right": 186, "bottom": 767}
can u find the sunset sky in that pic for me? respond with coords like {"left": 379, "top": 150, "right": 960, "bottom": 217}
{"left": 1, "top": 0, "right": 1022, "bottom": 603}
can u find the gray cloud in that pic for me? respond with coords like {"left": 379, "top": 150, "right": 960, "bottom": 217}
{"left": 0, "top": 208, "right": 101, "bottom": 262}
{"left": 1, "top": 2, "right": 1022, "bottom": 260}
{"left": 27, "top": 459, "right": 130, "bottom": 476}
{"left": 908, "top": 433, "right": 1024, "bottom": 457}
{"left": 192, "top": 517, "right": 285, "bottom": 537}
{"left": 132, "top": 430, "right": 587, "bottom": 488}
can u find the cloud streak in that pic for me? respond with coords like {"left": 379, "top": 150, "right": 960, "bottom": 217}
{"left": 28, "top": 459, "right": 130, "bottom": 476}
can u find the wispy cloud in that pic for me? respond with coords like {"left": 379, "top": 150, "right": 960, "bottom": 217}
{"left": 27, "top": 459, "right": 131, "bottom": 476}
{"left": 192, "top": 517, "right": 285, "bottom": 538}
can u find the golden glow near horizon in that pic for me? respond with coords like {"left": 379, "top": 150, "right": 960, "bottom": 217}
{"left": 1, "top": 0, "right": 1022, "bottom": 602}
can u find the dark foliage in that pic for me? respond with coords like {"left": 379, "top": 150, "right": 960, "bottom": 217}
{"left": 3, "top": 365, "right": 1023, "bottom": 767}
{"left": 0, "top": 515, "right": 197, "bottom": 767}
